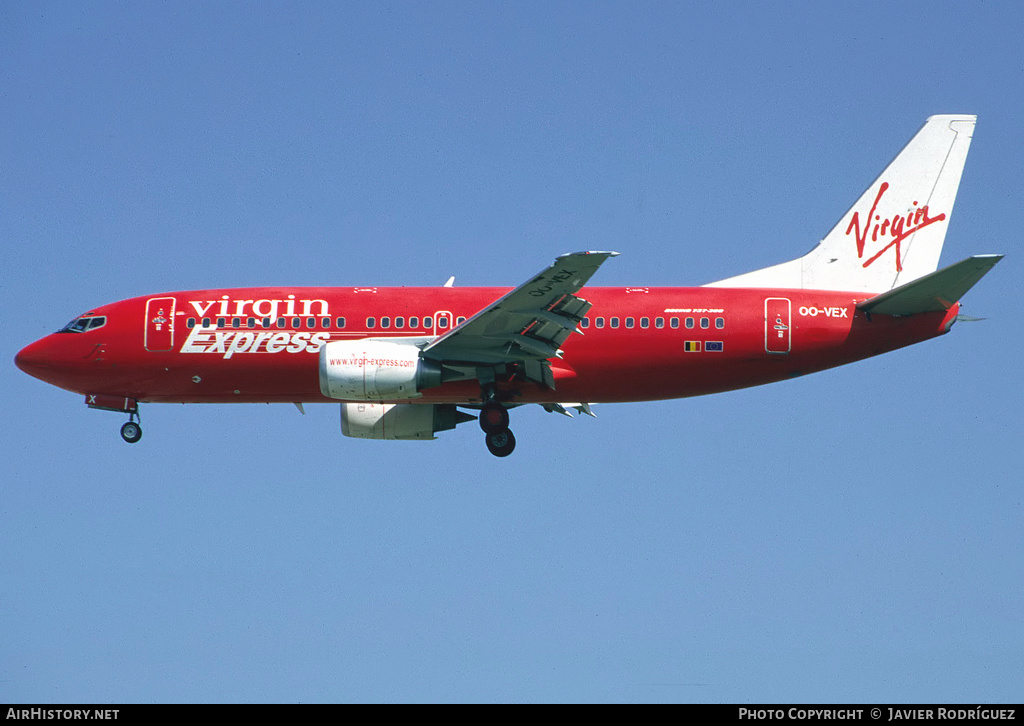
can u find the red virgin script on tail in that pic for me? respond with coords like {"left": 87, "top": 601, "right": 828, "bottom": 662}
{"left": 845, "top": 182, "right": 946, "bottom": 271}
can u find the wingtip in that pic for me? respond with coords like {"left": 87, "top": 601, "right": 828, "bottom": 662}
{"left": 558, "top": 250, "right": 621, "bottom": 259}
{"left": 926, "top": 113, "right": 977, "bottom": 123}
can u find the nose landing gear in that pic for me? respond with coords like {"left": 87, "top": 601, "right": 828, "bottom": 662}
{"left": 85, "top": 394, "right": 142, "bottom": 444}
{"left": 120, "top": 420, "right": 142, "bottom": 444}
{"left": 119, "top": 409, "right": 142, "bottom": 444}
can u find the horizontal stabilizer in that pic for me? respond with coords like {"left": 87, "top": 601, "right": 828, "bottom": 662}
{"left": 857, "top": 255, "right": 1002, "bottom": 315}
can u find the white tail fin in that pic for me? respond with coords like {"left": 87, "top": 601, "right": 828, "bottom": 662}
{"left": 706, "top": 115, "right": 977, "bottom": 293}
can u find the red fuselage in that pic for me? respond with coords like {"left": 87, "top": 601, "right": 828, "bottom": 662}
{"left": 15, "top": 285, "right": 957, "bottom": 406}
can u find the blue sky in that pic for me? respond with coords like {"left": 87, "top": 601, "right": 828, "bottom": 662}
{"left": 2, "top": 1, "right": 1021, "bottom": 703}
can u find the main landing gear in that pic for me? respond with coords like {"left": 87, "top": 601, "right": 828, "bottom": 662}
{"left": 119, "top": 411, "right": 142, "bottom": 444}
{"left": 479, "top": 401, "right": 515, "bottom": 457}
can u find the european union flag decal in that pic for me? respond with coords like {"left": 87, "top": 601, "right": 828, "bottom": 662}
{"left": 705, "top": 341, "right": 724, "bottom": 352}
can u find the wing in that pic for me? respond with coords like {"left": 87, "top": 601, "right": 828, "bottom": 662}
{"left": 421, "top": 250, "right": 618, "bottom": 387}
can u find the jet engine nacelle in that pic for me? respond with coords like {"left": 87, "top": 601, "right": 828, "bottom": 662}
{"left": 319, "top": 340, "right": 442, "bottom": 400}
{"left": 341, "top": 402, "right": 473, "bottom": 440}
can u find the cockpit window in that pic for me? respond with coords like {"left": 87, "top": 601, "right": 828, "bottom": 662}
{"left": 58, "top": 315, "right": 107, "bottom": 333}
{"left": 62, "top": 318, "right": 90, "bottom": 333}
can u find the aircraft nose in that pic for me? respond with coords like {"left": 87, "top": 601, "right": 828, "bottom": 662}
{"left": 16, "top": 333, "right": 116, "bottom": 394}
{"left": 14, "top": 335, "right": 81, "bottom": 382}
{"left": 15, "top": 338, "right": 50, "bottom": 378}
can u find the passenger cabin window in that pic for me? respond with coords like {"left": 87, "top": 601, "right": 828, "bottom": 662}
{"left": 456, "top": 316, "right": 466, "bottom": 325}
{"left": 716, "top": 317, "right": 725, "bottom": 329}
{"left": 580, "top": 318, "right": 590, "bottom": 329}
{"left": 625, "top": 317, "right": 634, "bottom": 329}
{"left": 202, "top": 317, "right": 211, "bottom": 328}
{"left": 670, "top": 317, "right": 679, "bottom": 329}
{"left": 700, "top": 317, "right": 710, "bottom": 329}
{"left": 247, "top": 318, "right": 256, "bottom": 328}
{"left": 640, "top": 317, "right": 650, "bottom": 328}
{"left": 610, "top": 317, "right": 620, "bottom": 329}
{"left": 367, "top": 317, "right": 376, "bottom": 328}
{"left": 321, "top": 317, "right": 331, "bottom": 328}
{"left": 685, "top": 317, "right": 694, "bottom": 329}
{"left": 291, "top": 317, "right": 300, "bottom": 328}
{"left": 423, "top": 317, "right": 432, "bottom": 328}
{"left": 655, "top": 317, "right": 664, "bottom": 328}
{"left": 306, "top": 318, "right": 316, "bottom": 329}
{"left": 395, "top": 317, "right": 404, "bottom": 329}
{"left": 276, "top": 317, "right": 286, "bottom": 328}
{"left": 186, "top": 318, "right": 196, "bottom": 329}
{"left": 381, "top": 317, "right": 391, "bottom": 329}
{"left": 336, "top": 317, "right": 346, "bottom": 329}
{"left": 232, "top": 318, "right": 241, "bottom": 328}
{"left": 437, "top": 318, "right": 449, "bottom": 329}
{"left": 409, "top": 316, "right": 418, "bottom": 328}
{"left": 217, "top": 317, "right": 226, "bottom": 328}
{"left": 262, "top": 317, "right": 271, "bottom": 328}
{"left": 595, "top": 317, "right": 605, "bottom": 328}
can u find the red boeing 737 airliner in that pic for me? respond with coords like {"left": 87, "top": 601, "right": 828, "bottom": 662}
{"left": 15, "top": 116, "right": 1002, "bottom": 456}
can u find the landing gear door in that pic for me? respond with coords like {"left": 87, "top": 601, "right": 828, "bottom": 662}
{"left": 765, "top": 297, "right": 791, "bottom": 354}
{"left": 145, "top": 297, "right": 176, "bottom": 351}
